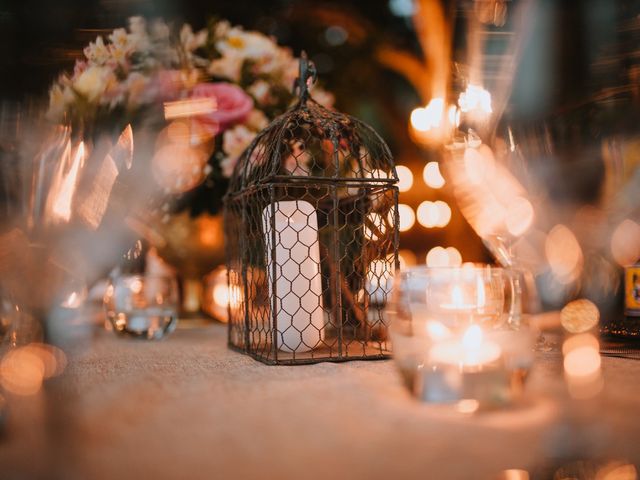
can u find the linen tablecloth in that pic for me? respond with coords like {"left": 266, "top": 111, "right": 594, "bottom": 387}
{"left": 2, "top": 323, "right": 640, "bottom": 479}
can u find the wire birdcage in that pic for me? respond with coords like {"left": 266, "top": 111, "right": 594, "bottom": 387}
{"left": 224, "top": 53, "right": 399, "bottom": 364}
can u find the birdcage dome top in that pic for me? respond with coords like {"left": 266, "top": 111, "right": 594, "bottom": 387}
{"left": 227, "top": 54, "right": 397, "bottom": 193}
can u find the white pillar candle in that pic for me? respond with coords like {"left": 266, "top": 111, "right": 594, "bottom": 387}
{"left": 263, "top": 200, "right": 324, "bottom": 352}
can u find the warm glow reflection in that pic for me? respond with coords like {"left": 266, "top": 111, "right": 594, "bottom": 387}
{"left": 435, "top": 201, "right": 452, "bottom": 227}
{"left": 462, "top": 324, "right": 483, "bottom": 349}
{"left": 425, "top": 320, "right": 451, "bottom": 340}
{"left": 0, "top": 344, "right": 67, "bottom": 396}
{"left": 545, "top": 224, "right": 583, "bottom": 283}
{"left": 563, "top": 332, "right": 602, "bottom": 399}
{"left": 398, "top": 249, "right": 417, "bottom": 270}
{"left": 561, "top": 299, "right": 600, "bottom": 333}
{"left": 51, "top": 142, "right": 85, "bottom": 222}
{"left": 597, "top": 463, "right": 638, "bottom": 480}
{"left": 458, "top": 84, "right": 492, "bottom": 115}
{"left": 423, "top": 161, "right": 445, "bottom": 189}
{"left": 446, "top": 247, "right": 462, "bottom": 267}
{"left": 505, "top": 196, "right": 534, "bottom": 236}
{"left": 425, "top": 246, "right": 461, "bottom": 267}
{"left": 417, "top": 200, "right": 451, "bottom": 228}
{"left": 417, "top": 201, "right": 439, "bottom": 228}
{"left": 499, "top": 470, "right": 530, "bottom": 480}
{"left": 448, "top": 142, "right": 527, "bottom": 239}
{"left": 61, "top": 288, "right": 86, "bottom": 309}
{"left": 395, "top": 165, "right": 414, "bottom": 192}
{"left": 464, "top": 146, "right": 494, "bottom": 184}
{"left": 447, "top": 105, "right": 461, "bottom": 128}
{"left": 611, "top": 219, "right": 640, "bottom": 266}
{"left": 397, "top": 204, "right": 416, "bottom": 232}
{"left": 456, "top": 399, "right": 480, "bottom": 414}
{"left": 213, "top": 283, "right": 229, "bottom": 308}
{"left": 164, "top": 98, "right": 217, "bottom": 120}
{"left": 410, "top": 98, "right": 445, "bottom": 132}
{"left": 564, "top": 343, "right": 601, "bottom": 379}
{"left": 426, "top": 246, "right": 449, "bottom": 267}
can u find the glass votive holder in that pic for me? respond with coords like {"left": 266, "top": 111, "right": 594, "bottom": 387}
{"left": 387, "top": 265, "right": 534, "bottom": 409}
{"left": 104, "top": 275, "right": 178, "bottom": 340}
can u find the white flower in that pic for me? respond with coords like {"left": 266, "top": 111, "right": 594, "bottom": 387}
{"left": 247, "top": 80, "right": 271, "bottom": 105}
{"left": 180, "top": 24, "right": 208, "bottom": 52}
{"left": 108, "top": 44, "right": 128, "bottom": 66}
{"left": 84, "top": 36, "right": 110, "bottom": 65}
{"left": 73, "top": 66, "right": 113, "bottom": 101}
{"left": 208, "top": 54, "right": 243, "bottom": 82}
{"left": 46, "top": 82, "right": 75, "bottom": 121}
{"left": 216, "top": 28, "right": 277, "bottom": 60}
{"left": 221, "top": 125, "right": 256, "bottom": 177}
{"left": 109, "top": 28, "right": 131, "bottom": 51}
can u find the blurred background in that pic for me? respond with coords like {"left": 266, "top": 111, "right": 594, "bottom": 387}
{"left": 1, "top": 0, "right": 640, "bottom": 319}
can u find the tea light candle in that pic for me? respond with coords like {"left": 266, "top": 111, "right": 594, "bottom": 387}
{"left": 430, "top": 325, "right": 502, "bottom": 368}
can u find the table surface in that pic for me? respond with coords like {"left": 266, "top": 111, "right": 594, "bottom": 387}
{"left": 2, "top": 322, "right": 640, "bottom": 480}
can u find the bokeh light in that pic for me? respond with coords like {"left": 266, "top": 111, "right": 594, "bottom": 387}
{"left": 397, "top": 203, "right": 416, "bottom": 232}
{"left": 410, "top": 98, "right": 445, "bottom": 132}
{"left": 426, "top": 246, "right": 462, "bottom": 267}
{"left": 426, "top": 246, "right": 449, "bottom": 267}
{"left": 417, "top": 201, "right": 439, "bottom": 228}
{"left": 458, "top": 84, "right": 493, "bottom": 115}
{"left": 445, "top": 247, "right": 462, "bottom": 266}
{"left": 611, "top": 219, "right": 640, "bottom": 266}
{"left": 561, "top": 299, "right": 600, "bottom": 333}
{"left": 505, "top": 196, "right": 534, "bottom": 236}
{"left": 563, "top": 332, "right": 603, "bottom": 399}
{"left": 545, "top": 224, "right": 583, "bottom": 283}
{"left": 0, "top": 344, "right": 67, "bottom": 396}
{"left": 395, "top": 165, "right": 414, "bottom": 192}
{"left": 398, "top": 249, "right": 417, "bottom": 269}
{"left": 435, "top": 201, "right": 452, "bottom": 227}
{"left": 423, "top": 161, "right": 445, "bottom": 189}
{"left": 417, "top": 200, "right": 451, "bottom": 228}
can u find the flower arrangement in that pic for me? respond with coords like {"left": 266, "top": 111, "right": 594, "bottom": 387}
{"left": 47, "top": 16, "right": 334, "bottom": 183}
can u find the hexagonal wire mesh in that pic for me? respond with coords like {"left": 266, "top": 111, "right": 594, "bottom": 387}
{"left": 224, "top": 53, "right": 399, "bottom": 364}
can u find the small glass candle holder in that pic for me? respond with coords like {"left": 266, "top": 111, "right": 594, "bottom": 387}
{"left": 104, "top": 275, "right": 179, "bottom": 340}
{"left": 387, "top": 265, "right": 533, "bottom": 409}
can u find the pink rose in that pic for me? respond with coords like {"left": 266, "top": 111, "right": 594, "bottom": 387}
{"left": 191, "top": 82, "right": 254, "bottom": 131}
{"left": 153, "top": 70, "right": 185, "bottom": 102}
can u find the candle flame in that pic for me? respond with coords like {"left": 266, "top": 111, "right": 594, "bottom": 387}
{"left": 462, "top": 324, "right": 483, "bottom": 350}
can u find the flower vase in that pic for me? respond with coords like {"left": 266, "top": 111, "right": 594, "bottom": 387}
{"left": 153, "top": 211, "right": 226, "bottom": 320}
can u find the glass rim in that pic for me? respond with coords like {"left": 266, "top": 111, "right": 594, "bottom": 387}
{"left": 399, "top": 264, "right": 506, "bottom": 275}
{"left": 109, "top": 274, "right": 178, "bottom": 282}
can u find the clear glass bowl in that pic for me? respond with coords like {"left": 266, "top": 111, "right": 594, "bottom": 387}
{"left": 104, "top": 275, "right": 178, "bottom": 340}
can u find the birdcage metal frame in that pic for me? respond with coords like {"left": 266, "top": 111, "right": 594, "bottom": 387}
{"left": 224, "top": 53, "right": 399, "bottom": 365}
